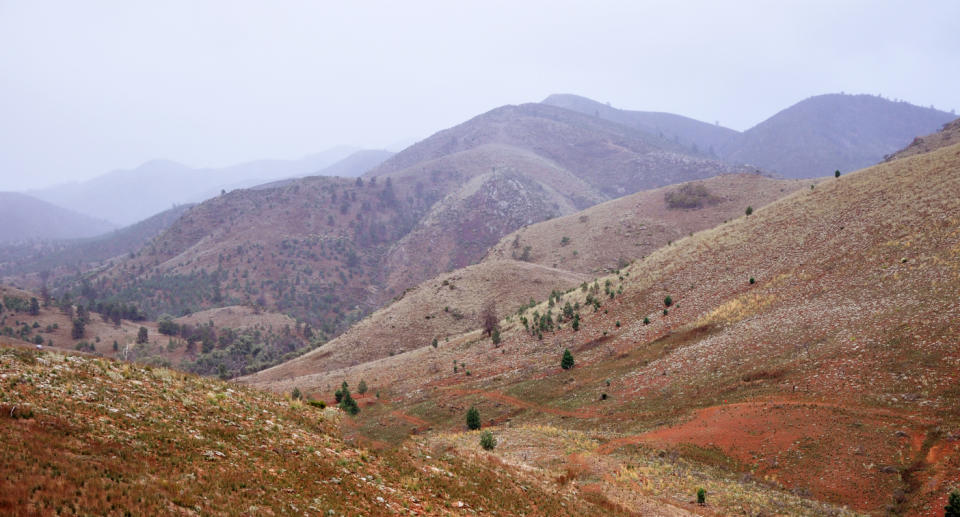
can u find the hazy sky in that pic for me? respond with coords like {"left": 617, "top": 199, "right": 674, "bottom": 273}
{"left": 1, "top": 0, "right": 958, "bottom": 191}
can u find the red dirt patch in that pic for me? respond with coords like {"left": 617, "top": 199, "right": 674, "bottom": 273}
{"left": 606, "top": 398, "right": 930, "bottom": 512}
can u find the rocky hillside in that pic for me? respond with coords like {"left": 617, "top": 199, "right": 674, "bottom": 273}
{"left": 0, "top": 345, "right": 635, "bottom": 516}
{"left": 548, "top": 92, "right": 955, "bottom": 179}
{"left": 886, "top": 117, "right": 960, "bottom": 161}
{"left": 0, "top": 192, "right": 115, "bottom": 243}
{"left": 248, "top": 129, "right": 960, "bottom": 515}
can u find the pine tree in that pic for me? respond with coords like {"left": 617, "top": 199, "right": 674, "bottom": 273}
{"left": 29, "top": 297, "right": 40, "bottom": 316}
{"left": 137, "top": 326, "right": 149, "bottom": 344}
{"left": 357, "top": 379, "right": 368, "bottom": 394}
{"left": 561, "top": 349, "right": 575, "bottom": 370}
{"left": 466, "top": 406, "right": 481, "bottom": 430}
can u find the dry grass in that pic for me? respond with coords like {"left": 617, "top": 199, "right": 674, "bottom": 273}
{"left": 0, "top": 345, "right": 628, "bottom": 516}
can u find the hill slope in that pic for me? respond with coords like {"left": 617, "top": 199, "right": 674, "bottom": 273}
{"left": 0, "top": 192, "right": 115, "bottom": 243}
{"left": 247, "top": 136, "right": 960, "bottom": 514}
{"left": 0, "top": 345, "right": 641, "bottom": 516}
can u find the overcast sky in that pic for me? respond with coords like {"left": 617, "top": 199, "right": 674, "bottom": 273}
{"left": 1, "top": 0, "right": 958, "bottom": 191}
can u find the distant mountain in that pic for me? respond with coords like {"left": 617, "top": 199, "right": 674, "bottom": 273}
{"left": 0, "top": 204, "right": 193, "bottom": 282}
{"left": 28, "top": 146, "right": 360, "bottom": 226}
{"left": 543, "top": 93, "right": 740, "bottom": 155}
{"left": 725, "top": 93, "right": 955, "bottom": 178}
{"left": 546, "top": 93, "right": 956, "bottom": 179}
{"left": 316, "top": 149, "right": 394, "bottom": 178}
{"left": 0, "top": 192, "right": 115, "bottom": 243}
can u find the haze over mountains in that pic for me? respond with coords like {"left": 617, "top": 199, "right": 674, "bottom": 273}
{"left": 0, "top": 192, "right": 115, "bottom": 243}
{"left": 27, "top": 146, "right": 393, "bottom": 226}
{"left": 545, "top": 92, "right": 955, "bottom": 178}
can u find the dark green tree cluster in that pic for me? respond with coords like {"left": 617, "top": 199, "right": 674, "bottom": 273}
{"left": 335, "top": 381, "right": 359, "bottom": 415}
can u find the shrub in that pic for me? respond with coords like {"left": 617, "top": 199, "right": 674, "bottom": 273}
{"left": 357, "top": 379, "right": 368, "bottom": 394}
{"left": 745, "top": 206, "right": 753, "bottom": 216}
{"left": 615, "top": 321, "right": 620, "bottom": 328}
{"left": 665, "top": 183, "right": 721, "bottom": 210}
{"left": 466, "top": 406, "right": 481, "bottom": 430}
{"left": 561, "top": 349, "right": 574, "bottom": 370}
{"left": 431, "top": 337, "right": 438, "bottom": 348}
{"left": 663, "top": 309, "right": 669, "bottom": 316}
{"left": 291, "top": 387, "right": 302, "bottom": 400}
{"left": 697, "top": 487, "right": 706, "bottom": 505}
{"left": 946, "top": 490, "right": 960, "bottom": 517}
{"left": 749, "top": 277, "right": 755, "bottom": 284}
{"left": 643, "top": 317, "right": 650, "bottom": 325}
{"left": 663, "top": 295, "right": 673, "bottom": 307}
{"left": 491, "top": 328, "right": 501, "bottom": 345}
{"left": 307, "top": 400, "right": 326, "bottom": 409}
{"left": 835, "top": 169, "right": 841, "bottom": 178}
{"left": 480, "top": 301, "right": 499, "bottom": 337}
{"left": 338, "top": 382, "right": 359, "bottom": 415}
{"left": 137, "top": 326, "right": 149, "bottom": 344}
{"left": 572, "top": 314, "right": 580, "bottom": 331}
{"left": 479, "top": 431, "right": 496, "bottom": 450}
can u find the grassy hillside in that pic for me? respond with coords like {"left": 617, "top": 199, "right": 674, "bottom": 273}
{"left": 485, "top": 173, "right": 806, "bottom": 274}
{"left": 247, "top": 137, "right": 960, "bottom": 514}
{"left": 0, "top": 345, "right": 639, "bottom": 516}
{"left": 247, "top": 173, "right": 802, "bottom": 386}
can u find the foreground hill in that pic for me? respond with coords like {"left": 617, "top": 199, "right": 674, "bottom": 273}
{"left": 0, "top": 346, "right": 640, "bottom": 516}
{"left": 0, "top": 192, "right": 115, "bottom": 243}
{"left": 248, "top": 134, "right": 960, "bottom": 514}
{"left": 547, "top": 92, "right": 955, "bottom": 179}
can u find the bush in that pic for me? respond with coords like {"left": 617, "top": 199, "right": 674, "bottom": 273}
{"left": 479, "top": 431, "right": 496, "bottom": 450}
{"left": 291, "top": 387, "right": 302, "bottom": 400}
{"left": 357, "top": 379, "right": 368, "bottom": 394}
{"left": 137, "top": 326, "right": 149, "bottom": 345}
{"left": 664, "top": 295, "right": 673, "bottom": 307}
{"left": 307, "top": 400, "right": 326, "bottom": 409}
{"left": 665, "top": 183, "right": 721, "bottom": 210}
{"left": 946, "top": 490, "right": 960, "bottom": 517}
{"left": 745, "top": 206, "right": 753, "bottom": 216}
{"left": 561, "top": 349, "right": 574, "bottom": 370}
{"left": 466, "top": 406, "right": 481, "bottom": 430}
{"left": 749, "top": 277, "right": 755, "bottom": 284}
{"left": 697, "top": 487, "right": 706, "bottom": 505}
{"left": 431, "top": 337, "right": 438, "bottom": 348}
{"left": 835, "top": 169, "right": 841, "bottom": 178}
{"left": 643, "top": 317, "right": 650, "bottom": 325}
{"left": 491, "top": 328, "right": 501, "bottom": 345}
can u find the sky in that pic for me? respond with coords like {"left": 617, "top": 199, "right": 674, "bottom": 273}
{"left": 1, "top": 0, "right": 958, "bottom": 191}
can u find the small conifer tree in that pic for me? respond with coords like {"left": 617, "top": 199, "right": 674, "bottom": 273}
{"left": 357, "top": 379, "right": 368, "bottom": 394}
{"left": 835, "top": 169, "right": 841, "bottom": 178}
{"left": 697, "top": 487, "right": 706, "bottom": 505}
{"left": 479, "top": 431, "right": 496, "bottom": 450}
{"left": 466, "top": 406, "right": 481, "bottom": 430}
{"left": 561, "top": 349, "right": 574, "bottom": 370}
{"left": 745, "top": 206, "right": 753, "bottom": 216}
